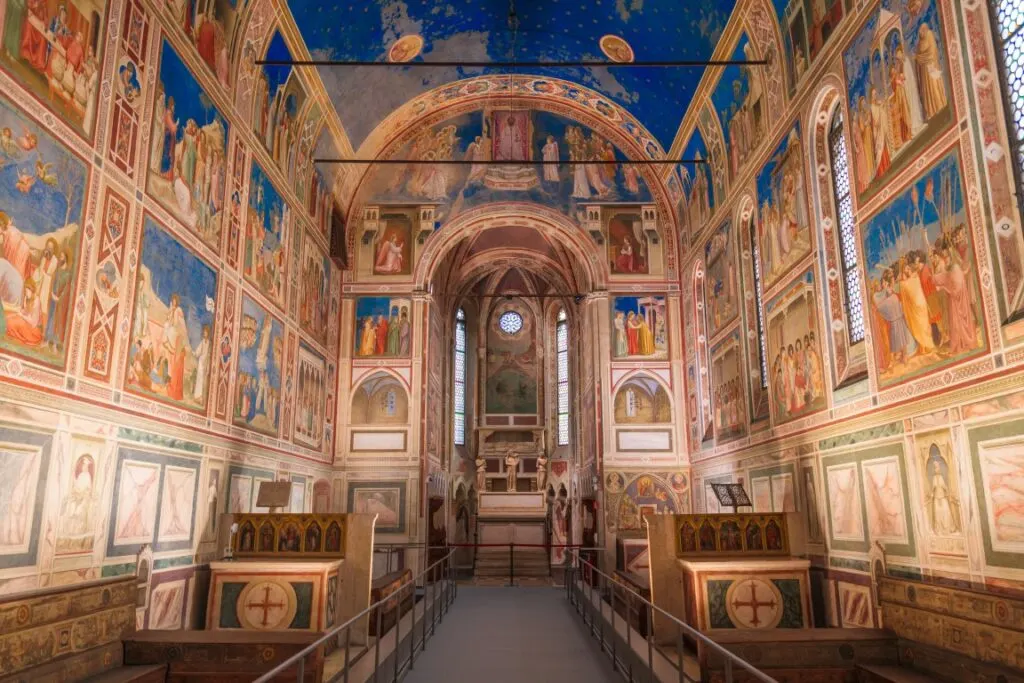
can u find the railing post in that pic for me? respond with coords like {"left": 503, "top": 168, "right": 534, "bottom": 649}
{"left": 297, "top": 656, "right": 305, "bottom": 683}
{"left": 725, "top": 657, "right": 734, "bottom": 683}
{"left": 677, "top": 628, "right": 685, "bottom": 683}
{"left": 343, "top": 625, "right": 351, "bottom": 683}
{"left": 610, "top": 577, "right": 617, "bottom": 672}
{"left": 508, "top": 542, "right": 514, "bottom": 587}
{"left": 374, "top": 604, "right": 383, "bottom": 683}
{"left": 394, "top": 588, "right": 401, "bottom": 683}
{"left": 625, "top": 585, "right": 632, "bottom": 681}
{"left": 647, "top": 602, "right": 654, "bottom": 683}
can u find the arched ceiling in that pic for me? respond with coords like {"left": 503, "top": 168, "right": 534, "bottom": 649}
{"left": 289, "top": 0, "right": 738, "bottom": 149}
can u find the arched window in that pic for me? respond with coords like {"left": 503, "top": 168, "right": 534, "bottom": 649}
{"left": 556, "top": 309, "right": 570, "bottom": 446}
{"left": 828, "top": 108, "right": 865, "bottom": 344}
{"left": 453, "top": 308, "right": 466, "bottom": 446}
{"left": 749, "top": 217, "right": 769, "bottom": 390}
{"left": 994, "top": 0, "right": 1024, "bottom": 189}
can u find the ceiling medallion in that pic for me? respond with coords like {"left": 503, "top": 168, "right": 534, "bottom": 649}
{"left": 388, "top": 35, "right": 424, "bottom": 63}
{"left": 599, "top": 35, "right": 634, "bottom": 64}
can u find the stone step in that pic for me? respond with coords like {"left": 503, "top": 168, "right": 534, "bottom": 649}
{"left": 81, "top": 664, "right": 168, "bottom": 683}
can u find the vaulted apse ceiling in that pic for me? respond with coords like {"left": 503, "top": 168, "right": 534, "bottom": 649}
{"left": 289, "top": 0, "right": 737, "bottom": 149}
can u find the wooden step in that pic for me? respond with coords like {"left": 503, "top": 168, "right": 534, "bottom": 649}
{"left": 81, "top": 664, "right": 167, "bottom": 683}
{"left": 858, "top": 663, "right": 946, "bottom": 683}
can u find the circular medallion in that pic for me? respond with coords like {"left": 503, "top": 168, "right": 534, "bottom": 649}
{"left": 237, "top": 581, "right": 297, "bottom": 631}
{"left": 388, "top": 35, "right": 424, "bottom": 63}
{"left": 599, "top": 35, "right": 635, "bottom": 64}
{"left": 725, "top": 578, "right": 783, "bottom": 629}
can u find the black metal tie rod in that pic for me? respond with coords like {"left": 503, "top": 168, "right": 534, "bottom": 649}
{"left": 313, "top": 158, "right": 707, "bottom": 165}
{"left": 257, "top": 59, "right": 768, "bottom": 68}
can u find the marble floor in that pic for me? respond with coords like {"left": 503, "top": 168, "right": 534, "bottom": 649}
{"left": 402, "top": 586, "right": 623, "bottom": 683}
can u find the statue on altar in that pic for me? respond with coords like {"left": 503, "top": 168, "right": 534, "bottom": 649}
{"left": 505, "top": 451, "right": 519, "bottom": 491}
{"left": 475, "top": 456, "right": 487, "bottom": 491}
{"left": 536, "top": 453, "right": 549, "bottom": 493}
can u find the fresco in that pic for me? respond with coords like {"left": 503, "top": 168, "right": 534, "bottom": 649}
{"left": 353, "top": 296, "right": 411, "bottom": 358}
{"left": 607, "top": 212, "right": 648, "bottom": 275}
{"left": 711, "top": 332, "right": 746, "bottom": 442}
{"left": 711, "top": 34, "right": 765, "bottom": 180}
{"left": 373, "top": 211, "right": 413, "bottom": 276}
{"left": 298, "top": 233, "right": 329, "bottom": 344}
{"left": 347, "top": 481, "right": 405, "bottom": 534}
{"left": 254, "top": 30, "right": 306, "bottom": 176}
{"left": 915, "top": 430, "right": 963, "bottom": 538}
{"left": 705, "top": 220, "right": 738, "bottom": 335}
{"left": 825, "top": 462, "right": 864, "bottom": 542}
{"left": 843, "top": 0, "right": 952, "bottom": 201}
{"left": 678, "top": 129, "right": 714, "bottom": 238}
{"left": 147, "top": 40, "right": 228, "bottom": 248}
{"left": 350, "top": 372, "right": 408, "bottom": 424}
{"left": 294, "top": 342, "right": 326, "bottom": 450}
{"left": 0, "top": 97, "right": 84, "bottom": 368}
{"left": 243, "top": 160, "right": 288, "bottom": 306}
{"left": 486, "top": 305, "right": 537, "bottom": 414}
{"left": 55, "top": 438, "right": 100, "bottom": 555}
{"left": 233, "top": 295, "right": 283, "bottom": 436}
{"left": 973, "top": 424, "right": 1024, "bottom": 564}
{"left": 170, "top": 0, "right": 242, "bottom": 90}
{"left": 126, "top": 217, "right": 218, "bottom": 412}
{"left": 756, "top": 123, "right": 811, "bottom": 289}
{"left": 862, "top": 151, "right": 983, "bottom": 388}
{"left": 861, "top": 455, "right": 910, "bottom": 544}
{"left": 0, "top": 0, "right": 105, "bottom": 138}
{"left": 616, "top": 474, "right": 679, "bottom": 531}
{"left": 611, "top": 295, "right": 667, "bottom": 360}
{"left": 765, "top": 268, "right": 826, "bottom": 424}
{"left": 613, "top": 376, "right": 671, "bottom": 424}
{"left": 356, "top": 109, "right": 652, "bottom": 227}
{"left": 775, "top": 0, "right": 849, "bottom": 89}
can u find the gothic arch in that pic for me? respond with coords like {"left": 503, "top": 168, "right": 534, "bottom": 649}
{"left": 805, "top": 76, "right": 866, "bottom": 389}
{"left": 413, "top": 203, "right": 606, "bottom": 292}
{"left": 350, "top": 370, "right": 410, "bottom": 425}
{"left": 612, "top": 371, "right": 674, "bottom": 425}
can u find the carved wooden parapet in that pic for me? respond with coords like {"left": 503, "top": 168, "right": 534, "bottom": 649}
{"left": 231, "top": 513, "right": 348, "bottom": 559}
{"left": 675, "top": 513, "right": 790, "bottom": 559}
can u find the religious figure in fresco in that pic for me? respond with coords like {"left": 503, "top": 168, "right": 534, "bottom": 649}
{"left": 843, "top": 0, "right": 951, "bottom": 198}
{"left": 862, "top": 153, "right": 982, "bottom": 387}
{"left": 374, "top": 233, "right": 405, "bottom": 274}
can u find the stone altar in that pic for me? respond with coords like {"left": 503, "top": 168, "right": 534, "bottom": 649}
{"left": 474, "top": 491, "right": 549, "bottom": 578}
{"left": 646, "top": 513, "right": 812, "bottom": 644}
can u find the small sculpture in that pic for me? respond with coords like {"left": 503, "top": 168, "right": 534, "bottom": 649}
{"left": 536, "top": 453, "right": 549, "bottom": 493}
{"left": 505, "top": 451, "right": 519, "bottom": 492}
{"left": 475, "top": 456, "right": 487, "bottom": 492}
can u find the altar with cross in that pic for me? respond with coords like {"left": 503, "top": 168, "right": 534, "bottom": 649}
{"left": 644, "top": 511, "right": 812, "bottom": 644}
{"left": 205, "top": 512, "right": 377, "bottom": 643}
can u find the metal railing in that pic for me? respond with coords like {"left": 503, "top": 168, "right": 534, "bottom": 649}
{"left": 565, "top": 549, "right": 777, "bottom": 683}
{"left": 252, "top": 548, "right": 457, "bottom": 683}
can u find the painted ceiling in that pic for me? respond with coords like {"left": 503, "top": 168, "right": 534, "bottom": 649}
{"left": 289, "top": 0, "right": 737, "bottom": 149}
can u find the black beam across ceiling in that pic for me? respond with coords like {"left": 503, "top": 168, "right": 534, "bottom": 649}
{"left": 314, "top": 158, "right": 707, "bottom": 165}
{"left": 256, "top": 59, "right": 768, "bottom": 68}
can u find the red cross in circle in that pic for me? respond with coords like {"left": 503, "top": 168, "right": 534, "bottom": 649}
{"left": 730, "top": 581, "right": 777, "bottom": 627}
{"left": 245, "top": 585, "right": 286, "bottom": 627}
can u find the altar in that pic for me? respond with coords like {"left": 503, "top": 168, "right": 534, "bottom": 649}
{"left": 207, "top": 513, "right": 376, "bottom": 645}
{"left": 475, "top": 491, "right": 549, "bottom": 578}
{"left": 646, "top": 513, "right": 811, "bottom": 644}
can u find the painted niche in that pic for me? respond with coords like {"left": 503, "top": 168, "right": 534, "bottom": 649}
{"left": 351, "top": 372, "right": 409, "bottom": 424}
{"left": 613, "top": 376, "right": 671, "bottom": 424}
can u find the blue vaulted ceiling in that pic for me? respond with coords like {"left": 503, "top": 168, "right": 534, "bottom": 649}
{"left": 288, "top": 0, "right": 737, "bottom": 150}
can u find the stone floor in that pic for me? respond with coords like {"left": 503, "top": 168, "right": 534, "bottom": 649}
{"left": 403, "top": 586, "right": 622, "bottom": 683}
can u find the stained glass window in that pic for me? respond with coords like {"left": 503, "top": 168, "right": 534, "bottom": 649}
{"left": 828, "top": 109, "right": 865, "bottom": 344}
{"left": 748, "top": 218, "right": 769, "bottom": 390}
{"left": 453, "top": 308, "right": 466, "bottom": 445}
{"left": 383, "top": 390, "right": 396, "bottom": 417}
{"left": 557, "top": 309, "right": 570, "bottom": 446}
{"left": 499, "top": 311, "right": 523, "bottom": 335}
{"left": 995, "top": 0, "right": 1024, "bottom": 189}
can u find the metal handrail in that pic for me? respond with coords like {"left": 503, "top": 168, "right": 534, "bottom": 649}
{"left": 252, "top": 548, "right": 457, "bottom": 683}
{"left": 566, "top": 548, "right": 777, "bottom": 683}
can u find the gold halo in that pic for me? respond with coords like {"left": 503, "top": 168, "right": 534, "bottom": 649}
{"left": 599, "top": 35, "right": 635, "bottom": 64}
{"left": 388, "top": 35, "right": 424, "bottom": 63}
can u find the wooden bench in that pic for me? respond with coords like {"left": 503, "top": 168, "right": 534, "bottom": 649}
{"left": 123, "top": 630, "right": 325, "bottom": 683}
{"left": 611, "top": 570, "right": 651, "bottom": 637}
{"left": 368, "top": 569, "right": 414, "bottom": 637}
